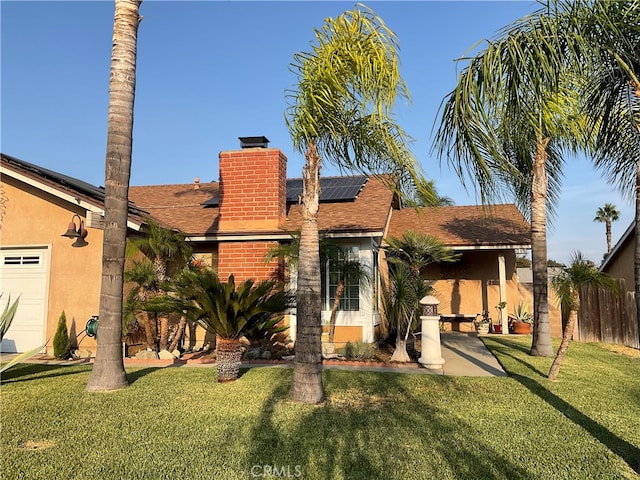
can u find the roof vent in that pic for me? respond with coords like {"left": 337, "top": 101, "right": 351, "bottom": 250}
{"left": 239, "top": 136, "right": 269, "bottom": 149}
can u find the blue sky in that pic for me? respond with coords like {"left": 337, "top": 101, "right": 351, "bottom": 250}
{"left": 1, "top": 1, "right": 634, "bottom": 264}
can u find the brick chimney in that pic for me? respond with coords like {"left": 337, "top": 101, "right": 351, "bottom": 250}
{"left": 218, "top": 136, "right": 287, "bottom": 231}
{"left": 217, "top": 136, "right": 286, "bottom": 282}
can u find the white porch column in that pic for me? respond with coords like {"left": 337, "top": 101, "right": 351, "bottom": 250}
{"left": 498, "top": 254, "right": 508, "bottom": 334}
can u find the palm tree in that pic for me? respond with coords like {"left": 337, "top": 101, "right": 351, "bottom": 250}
{"left": 286, "top": 5, "right": 424, "bottom": 403}
{"left": 322, "top": 245, "right": 371, "bottom": 345}
{"left": 156, "top": 268, "right": 293, "bottom": 382}
{"left": 594, "top": 203, "right": 621, "bottom": 254}
{"left": 86, "top": 0, "right": 142, "bottom": 392}
{"left": 381, "top": 263, "right": 430, "bottom": 363}
{"left": 382, "top": 231, "right": 459, "bottom": 360}
{"left": 433, "top": 4, "right": 591, "bottom": 358}
{"left": 549, "top": 252, "right": 617, "bottom": 380}
{"left": 265, "top": 235, "right": 371, "bottom": 346}
{"left": 125, "top": 219, "right": 192, "bottom": 351}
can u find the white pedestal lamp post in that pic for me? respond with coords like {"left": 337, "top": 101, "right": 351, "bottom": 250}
{"left": 418, "top": 295, "right": 445, "bottom": 369}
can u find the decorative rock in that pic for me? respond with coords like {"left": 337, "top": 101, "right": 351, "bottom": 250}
{"left": 281, "top": 355, "right": 295, "bottom": 361}
{"left": 158, "top": 349, "right": 175, "bottom": 360}
{"left": 260, "top": 350, "right": 272, "bottom": 360}
{"left": 135, "top": 350, "right": 159, "bottom": 360}
{"left": 171, "top": 349, "right": 181, "bottom": 359}
{"left": 322, "top": 342, "right": 335, "bottom": 356}
{"left": 72, "top": 349, "right": 93, "bottom": 359}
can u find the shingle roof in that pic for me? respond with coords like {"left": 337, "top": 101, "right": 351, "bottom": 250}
{"left": 1, "top": 153, "right": 148, "bottom": 223}
{"left": 129, "top": 175, "right": 395, "bottom": 237}
{"left": 388, "top": 204, "right": 531, "bottom": 248}
{"left": 128, "top": 182, "right": 220, "bottom": 235}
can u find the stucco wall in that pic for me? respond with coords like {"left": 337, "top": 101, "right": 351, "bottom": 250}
{"left": 2, "top": 177, "right": 102, "bottom": 354}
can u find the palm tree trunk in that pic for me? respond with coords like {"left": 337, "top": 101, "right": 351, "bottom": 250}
{"left": 215, "top": 335, "right": 243, "bottom": 382}
{"left": 87, "top": 0, "right": 141, "bottom": 391}
{"left": 635, "top": 150, "right": 640, "bottom": 349}
{"left": 290, "top": 143, "right": 324, "bottom": 404}
{"left": 605, "top": 219, "right": 612, "bottom": 253}
{"left": 548, "top": 305, "right": 578, "bottom": 381}
{"left": 158, "top": 314, "right": 170, "bottom": 351}
{"left": 168, "top": 316, "right": 187, "bottom": 352}
{"left": 328, "top": 279, "right": 344, "bottom": 344}
{"left": 140, "top": 311, "right": 156, "bottom": 350}
{"left": 529, "top": 137, "right": 554, "bottom": 357}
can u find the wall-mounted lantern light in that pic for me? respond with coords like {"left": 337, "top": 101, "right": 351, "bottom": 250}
{"left": 61, "top": 214, "right": 89, "bottom": 247}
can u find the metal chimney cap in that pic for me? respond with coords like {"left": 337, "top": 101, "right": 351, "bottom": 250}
{"left": 239, "top": 136, "right": 269, "bottom": 148}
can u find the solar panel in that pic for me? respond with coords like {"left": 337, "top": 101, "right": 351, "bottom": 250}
{"left": 287, "top": 175, "right": 368, "bottom": 204}
{"left": 203, "top": 175, "right": 368, "bottom": 207}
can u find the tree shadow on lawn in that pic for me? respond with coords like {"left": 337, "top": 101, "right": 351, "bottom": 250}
{"left": 487, "top": 338, "right": 640, "bottom": 474}
{"left": 0, "top": 363, "right": 92, "bottom": 385}
{"left": 245, "top": 368, "right": 533, "bottom": 480}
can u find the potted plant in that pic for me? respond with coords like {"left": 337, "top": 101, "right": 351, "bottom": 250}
{"left": 474, "top": 311, "right": 491, "bottom": 335}
{"left": 509, "top": 301, "right": 533, "bottom": 334}
{"left": 492, "top": 301, "right": 507, "bottom": 333}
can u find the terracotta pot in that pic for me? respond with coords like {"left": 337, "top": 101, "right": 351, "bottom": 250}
{"left": 511, "top": 322, "right": 532, "bottom": 334}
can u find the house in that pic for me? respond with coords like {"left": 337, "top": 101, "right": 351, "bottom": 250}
{"left": 600, "top": 220, "right": 635, "bottom": 291}
{"left": 1, "top": 137, "right": 534, "bottom": 355}
{"left": 388, "top": 204, "right": 535, "bottom": 333}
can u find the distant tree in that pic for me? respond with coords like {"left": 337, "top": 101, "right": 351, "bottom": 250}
{"left": 594, "top": 203, "right": 620, "bottom": 254}
{"left": 516, "top": 256, "right": 532, "bottom": 268}
{"left": 549, "top": 252, "right": 617, "bottom": 380}
{"left": 547, "top": 259, "right": 565, "bottom": 268}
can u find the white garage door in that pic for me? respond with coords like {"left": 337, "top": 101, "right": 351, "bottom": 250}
{"left": 0, "top": 248, "right": 49, "bottom": 353}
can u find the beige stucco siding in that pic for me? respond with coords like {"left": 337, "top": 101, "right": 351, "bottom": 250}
{"left": 3, "top": 177, "right": 102, "bottom": 354}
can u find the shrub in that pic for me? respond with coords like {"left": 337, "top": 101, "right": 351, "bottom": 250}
{"left": 53, "top": 311, "right": 71, "bottom": 359}
{"left": 339, "top": 341, "right": 377, "bottom": 361}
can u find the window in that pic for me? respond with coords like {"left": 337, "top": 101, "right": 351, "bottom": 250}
{"left": 321, "top": 246, "right": 360, "bottom": 312}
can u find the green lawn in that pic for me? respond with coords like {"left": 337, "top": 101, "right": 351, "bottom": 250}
{"left": 2, "top": 337, "right": 639, "bottom": 479}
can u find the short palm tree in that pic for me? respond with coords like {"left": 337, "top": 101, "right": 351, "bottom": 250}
{"left": 594, "top": 203, "right": 620, "bottom": 254}
{"left": 161, "top": 268, "right": 293, "bottom": 382}
{"left": 265, "top": 234, "right": 371, "bottom": 345}
{"left": 382, "top": 231, "right": 459, "bottom": 361}
{"left": 548, "top": 252, "right": 617, "bottom": 380}
{"left": 125, "top": 219, "right": 192, "bottom": 351}
{"left": 381, "top": 263, "right": 431, "bottom": 363}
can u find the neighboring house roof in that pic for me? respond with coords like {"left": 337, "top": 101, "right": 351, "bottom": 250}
{"left": 388, "top": 204, "right": 531, "bottom": 249}
{"left": 128, "top": 175, "right": 395, "bottom": 238}
{"left": 600, "top": 220, "right": 634, "bottom": 272}
{"left": 1, "top": 153, "right": 148, "bottom": 227}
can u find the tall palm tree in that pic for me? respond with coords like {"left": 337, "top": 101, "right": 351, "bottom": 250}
{"left": 286, "top": 5, "right": 424, "bottom": 403}
{"left": 594, "top": 203, "right": 621, "bottom": 254}
{"left": 86, "top": 0, "right": 142, "bottom": 392}
{"left": 549, "top": 252, "right": 617, "bottom": 380}
{"left": 433, "top": 4, "right": 590, "bottom": 357}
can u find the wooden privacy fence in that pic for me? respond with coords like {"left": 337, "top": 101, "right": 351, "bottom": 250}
{"left": 578, "top": 279, "right": 640, "bottom": 350}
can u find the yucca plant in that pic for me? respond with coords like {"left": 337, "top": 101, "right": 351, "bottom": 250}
{"left": 1, "top": 294, "right": 47, "bottom": 373}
